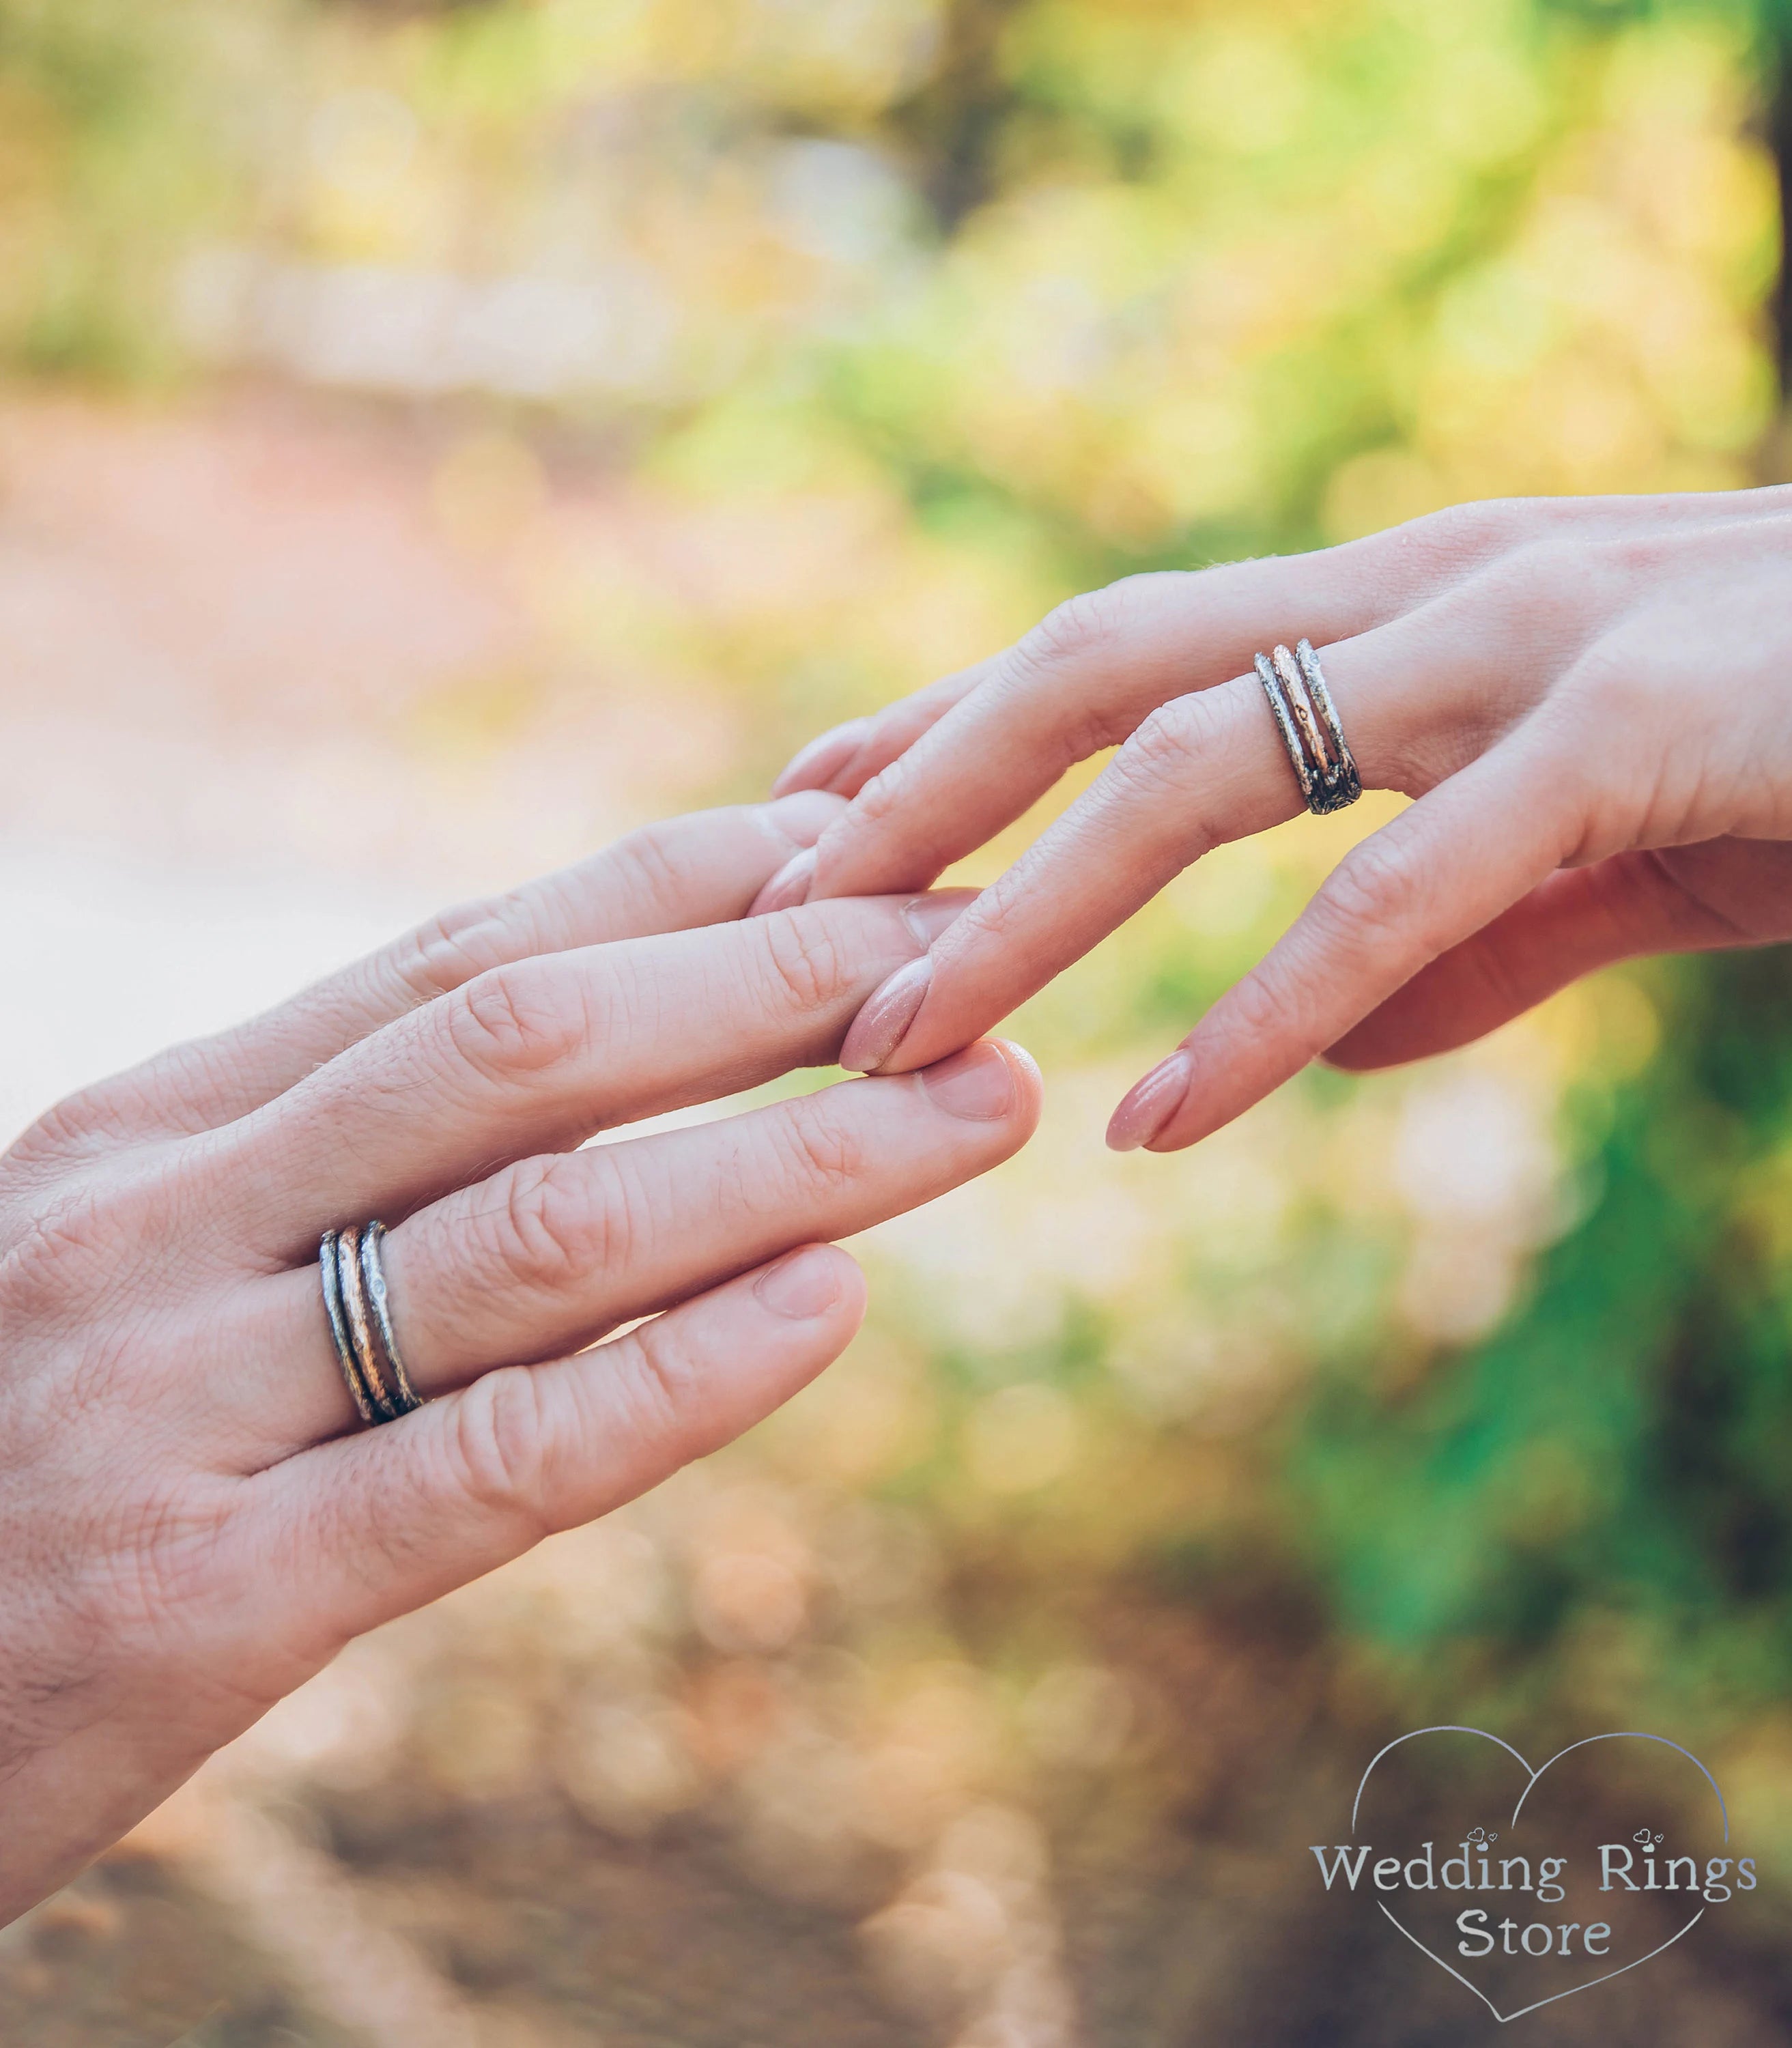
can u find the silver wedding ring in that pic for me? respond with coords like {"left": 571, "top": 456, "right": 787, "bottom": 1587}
{"left": 1255, "top": 639, "right": 1362, "bottom": 816}
{"left": 319, "top": 1221, "right": 423, "bottom": 1426}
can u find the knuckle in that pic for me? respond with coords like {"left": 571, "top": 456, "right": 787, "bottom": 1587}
{"left": 1294, "top": 837, "right": 1452, "bottom": 1003}
{"left": 444, "top": 963, "right": 584, "bottom": 1085}
{"left": 612, "top": 816, "right": 689, "bottom": 911}
{"left": 1223, "top": 935, "right": 1353, "bottom": 1060}
{"left": 954, "top": 868, "right": 1026, "bottom": 950}
{"left": 758, "top": 910, "right": 855, "bottom": 1014}
{"left": 1460, "top": 535, "right": 1600, "bottom": 631}
{"left": 446, "top": 1367, "right": 554, "bottom": 1537}
{"left": 1014, "top": 576, "right": 1151, "bottom": 674}
{"left": 1552, "top": 642, "right": 1673, "bottom": 854}
{"left": 1222, "top": 967, "right": 1292, "bottom": 1044}
{"left": 1559, "top": 631, "right": 1634, "bottom": 720}
{"left": 1564, "top": 622, "right": 1662, "bottom": 717}
{"left": 1116, "top": 692, "right": 1222, "bottom": 796}
{"left": 8, "top": 1089, "right": 127, "bottom": 1167}
{"left": 484, "top": 1153, "right": 636, "bottom": 1294}
{"left": 1552, "top": 644, "right": 1665, "bottom": 807}
{"left": 772, "top": 1103, "right": 868, "bottom": 1201}
{"left": 395, "top": 893, "right": 536, "bottom": 1006}
{"left": 833, "top": 756, "right": 916, "bottom": 841}
{"left": 0, "top": 1176, "right": 123, "bottom": 1320}
{"left": 1577, "top": 527, "right": 1683, "bottom": 591}
{"left": 1323, "top": 835, "right": 1420, "bottom": 941}
{"left": 615, "top": 1324, "right": 704, "bottom": 1453}
{"left": 993, "top": 569, "right": 1195, "bottom": 754}
{"left": 1406, "top": 495, "right": 1535, "bottom": 563}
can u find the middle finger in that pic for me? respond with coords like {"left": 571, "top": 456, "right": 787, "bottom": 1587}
{"left": 203, "top": 890, "right": 973, "bottom": 1259}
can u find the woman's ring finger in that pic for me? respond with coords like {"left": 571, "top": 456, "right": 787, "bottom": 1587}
{"left": 1254, "top": 639, "right": 1363, "bottom": 816}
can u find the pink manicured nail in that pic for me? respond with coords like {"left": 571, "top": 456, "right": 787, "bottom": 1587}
{"left": 902, "top": 889, "right": 977, "bottom": 946}
{"left": 1107, "top": 1050, "right": 1193, "bottom": 1152}
{"left": 839, "top": 956, "right": 931, "bottom": 1072}
{"left": 754, "top": 1245, "right": 843, "bottom": 1319}
{"left": 749, "top": 847, "right": 817, "bottom": 917}
{"left": 772, "top": 718, "right": 872, "bottom": 797}
{"left": 921, "top": 1042, "right": 1016, "bottom": 1121}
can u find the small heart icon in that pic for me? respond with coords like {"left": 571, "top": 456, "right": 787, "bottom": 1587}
{"left": 1338, "top": 1727, "right": 1731, "bottom": 2025}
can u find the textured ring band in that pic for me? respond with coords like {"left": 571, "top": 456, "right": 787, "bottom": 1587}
{"left": 358, "top": 1221, "right": 423, "bottom": 1416}
{"left": 1255, "top": 638, "right": 1362, "bottom": 816}
{"left": 319, "top": 1222, "right": 425, "bottom": 1427}
{"left": 337, "top": 1225, "right": 398, "bottom": 1421}
{"left": 319, "top": 1228, "right": 375, "bottom": 1425}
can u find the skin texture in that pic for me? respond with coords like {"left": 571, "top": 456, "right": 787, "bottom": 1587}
{"left": 0, "top": 793, "right": 1041, "bottom": 1924}
{"left": 772, "top": 489, "right": 1792, "bottom": 1149}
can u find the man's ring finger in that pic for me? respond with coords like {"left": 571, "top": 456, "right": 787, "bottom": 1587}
{"left": 319, "top": 1223, "right": 425, "bottom": 1427}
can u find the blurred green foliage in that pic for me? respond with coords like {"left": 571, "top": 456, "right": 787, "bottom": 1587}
{"left": 0, "top": 0, "right": 244, "bottom": 374}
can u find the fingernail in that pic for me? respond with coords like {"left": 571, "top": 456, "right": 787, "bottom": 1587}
{"left": 773, "top": 718, "right": 872, "bottom": 797}
{"left": 749, "top": 847, "right": 816, "bottom": 918}
{"left": 902, "top": 888, "right": 977, "bottom": 947}
{"left": 1107, "top": 1050, "right": 1193, "bottom": 1152}
{"left": 754, "top": 1245, "right": 843, "bottom": 1320}
{"left": 922, "top": 1042, "right": 1017, "bottom": 1121}
{"left": 840, "top": 956, "right": 930, "bottom": 1073}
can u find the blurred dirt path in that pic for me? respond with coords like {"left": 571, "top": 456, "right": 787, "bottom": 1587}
{"left": 0, "top": 388, "right": 741, "bottom": 1139}
{"left": 0, "top": 390, "right": 732, "bottom": 894}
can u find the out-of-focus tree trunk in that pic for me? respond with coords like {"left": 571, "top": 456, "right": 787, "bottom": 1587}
{"left": 888, "top": 0, "right": 1029, "bottom": 231}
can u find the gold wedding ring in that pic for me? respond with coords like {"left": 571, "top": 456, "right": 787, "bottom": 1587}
{"left": 1255, "top": 639, "right": 1362, "bottom": 816}
{"left": 319, "top": 1222, "right": 423, "bottom": 1426}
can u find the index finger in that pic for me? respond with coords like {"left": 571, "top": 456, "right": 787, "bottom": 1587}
{"left": 791, "top": 489, "right": 1751, "bottom": 911}
{"left": 836, "top": 556, "right": 1571, "bottom": 1079}
{"left": 797, "top": 542, "right": 1427, "bottom": 905}
{"left": 76, "top": 793, "right": 844, "bottom": 1141}
{"left": 210, "top": 886, "right": 976, "bottom": 1253}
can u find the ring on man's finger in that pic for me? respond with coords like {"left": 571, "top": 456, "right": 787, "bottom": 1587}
{"left": 319, "top": 1223, "right": 424, "bottom": 1426}
{"left": 1255, "top": 639, "right": 1362, "bottom": 816}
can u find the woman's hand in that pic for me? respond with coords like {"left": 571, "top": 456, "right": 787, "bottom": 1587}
{"left": 0, "top": 794, "right": 1040, "bottom": 1924}
{"left": 767, "top": 489, "right": 1792, "bottom": 1150}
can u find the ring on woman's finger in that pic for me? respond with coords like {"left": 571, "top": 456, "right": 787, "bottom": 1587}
{"left": 1255, "top": 639, "right": 1362, "bottom": 816}
{"left": 319, "top": 1223, "right": 424, "bottom": 1427}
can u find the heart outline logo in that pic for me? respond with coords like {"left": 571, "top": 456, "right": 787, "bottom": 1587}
{"left": 1352, "top": 1726, "right": 1729, "bottom": 2025}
